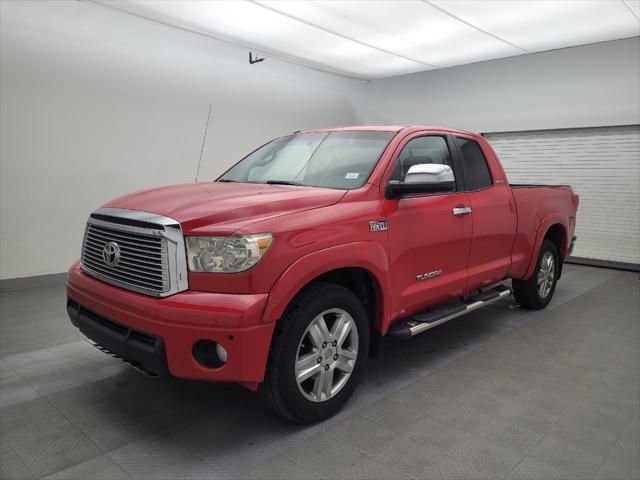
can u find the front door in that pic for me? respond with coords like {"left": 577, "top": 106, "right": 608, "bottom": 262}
{"left": 381, "top": 133, "right": 473, "bottom": 320}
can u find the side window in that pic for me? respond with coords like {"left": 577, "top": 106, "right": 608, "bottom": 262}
{"left": 455, "top": 137, "right": 492, "bottom": 191}
{"left": 390, "top": 136, "right": 454, "bottom": 183}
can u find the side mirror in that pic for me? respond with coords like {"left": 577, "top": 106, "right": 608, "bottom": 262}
{"left": 385, "top": 163, "right": 455, "bottom": 199}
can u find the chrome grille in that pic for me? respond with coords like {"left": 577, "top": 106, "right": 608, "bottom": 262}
{"left": 80, "top": 208, "right": 189, "bottom": 297}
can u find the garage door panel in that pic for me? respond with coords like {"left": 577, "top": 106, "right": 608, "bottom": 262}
{"left": 485, "top": 125, "right": 640, "bottom": 265}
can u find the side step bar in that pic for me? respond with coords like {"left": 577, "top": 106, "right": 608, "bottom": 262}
{"left": 389, "top": 285, "right": 512, "bottom": 339}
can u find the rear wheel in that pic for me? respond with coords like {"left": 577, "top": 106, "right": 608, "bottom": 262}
{"left": 512, "top": 239, "right": 559, "bottom": 309}
{"left": 258, "top": 281, "right": 369, "bottom": 423}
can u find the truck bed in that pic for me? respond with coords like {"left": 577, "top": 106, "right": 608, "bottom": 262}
{"left": 510, "top": 184, "right": 571, "bottom": 188}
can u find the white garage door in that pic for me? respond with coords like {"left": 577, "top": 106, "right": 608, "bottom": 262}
{"left": 485, "top": 125, "right": 640, "bottom": 266}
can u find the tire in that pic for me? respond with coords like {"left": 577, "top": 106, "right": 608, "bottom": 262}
{"left": 512, "top": 239, "right": 559, "bottom": 310}
{"left": 258, "top": 281, "right": 369, "bottom": 423}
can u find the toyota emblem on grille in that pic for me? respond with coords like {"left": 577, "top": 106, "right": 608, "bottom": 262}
{"left": 102, "top": 242, "right": 121, "bottom": 267}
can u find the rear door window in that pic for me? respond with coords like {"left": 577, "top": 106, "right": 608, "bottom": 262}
{"left": 455, "top": 137, "right": 492, "bottom": 191}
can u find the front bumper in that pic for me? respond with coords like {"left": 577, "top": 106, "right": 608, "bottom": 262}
{"left": 67, "top": 297, "right": 170, "bottom": 376}
{"left": 67, "top": 261, "right": 274, "bottom": 386}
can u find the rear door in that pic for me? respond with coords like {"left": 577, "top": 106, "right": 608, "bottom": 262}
{"left": 453, "top": 135, "right": 517, "bottom": 289}
{"left": 381, "top": 133, "right": 472, "bottom": 319}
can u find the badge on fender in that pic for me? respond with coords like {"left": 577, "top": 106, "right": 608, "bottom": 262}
{"left": 369, "top": 220, "right": 388, "bottom": 232}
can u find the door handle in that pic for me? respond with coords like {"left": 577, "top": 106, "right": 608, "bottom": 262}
{"left": 452, "top": 206, "right": 472, "bottom": 216}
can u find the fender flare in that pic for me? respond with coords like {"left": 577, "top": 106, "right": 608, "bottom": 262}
{"left": 523, "top": 213, "right": 569, "bottom": 279}
{"left": 261, "top": 242, "right": 391, "bottom": 332}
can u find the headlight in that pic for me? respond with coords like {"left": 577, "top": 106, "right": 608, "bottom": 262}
{"left": 185, "top": 233, "right": 273, "bottom": 273}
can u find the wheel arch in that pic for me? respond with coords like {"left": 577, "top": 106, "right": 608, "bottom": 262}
{"left": 545, "top": 223, "right": 567, "bottom": 256}
{"left": 524, "top": 215, "right": 569, "bottom": 279}
{"left": 261, "top": 242, "right": 390, "bottom": 357}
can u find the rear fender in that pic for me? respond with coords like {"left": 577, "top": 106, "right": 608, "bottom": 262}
{"left": 261, "top": 242, "right": 391, "bottom": 333}
{"left": 523, "top": 213, "right": 569, "bottom": 279}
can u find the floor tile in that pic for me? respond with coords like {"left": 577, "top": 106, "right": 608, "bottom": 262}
{"left": 0, "top": 439, "right": 36, "bottom": 480}
{"left": 0, "top": 397, "right": 102, "bottom": 478}
{"left": 281, "top": 431, "right": 363, "bottom": 478}
{"left": 447, "top": 434, "right": 525, "bottom": 478}
{"left": 43, "top": 454, "right": 131, "bottom": 480}
{"left": 238, "top": 454, "right": 319, "bottom": 480}
{"left": 422, "top": 454, "right": 490, "bottom": 480}
{"left": 108, "top": 435, "right": 225, "bottom": 480}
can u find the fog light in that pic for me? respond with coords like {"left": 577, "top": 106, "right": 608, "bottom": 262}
{"left": 216, "top": 343, "right": 228, "bottom": 363}
{"left": 192, "top": 340, "right": 226, "bottom": 368}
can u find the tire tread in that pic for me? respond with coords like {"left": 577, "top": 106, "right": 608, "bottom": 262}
{"left": 512, "top": 239, "right": 558, "bottom": 310}
{"left": 257, "top": 281, "right": 358, "bottom": 422}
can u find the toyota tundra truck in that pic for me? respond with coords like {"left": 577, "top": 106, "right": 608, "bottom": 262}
{"left": 67, "top": 125, "right": 579, "bottom": 422}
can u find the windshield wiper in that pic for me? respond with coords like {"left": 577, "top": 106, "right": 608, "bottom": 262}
{"left": 265, "top": 180, "right": 304, "bottom": 186}
{"left": 218, "top": 179, "right": 237, "bottom": 183}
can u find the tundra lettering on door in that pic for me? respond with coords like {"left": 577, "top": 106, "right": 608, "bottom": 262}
{"left": 416, "top": 270, "right": 443, "bottom": 281}
{"left": 67, "top": 125, "right": 579, "bottom": 422}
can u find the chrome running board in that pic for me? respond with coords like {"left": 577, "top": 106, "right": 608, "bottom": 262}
{"left": 389, "top": 285, "right": 512, "bottom": 339}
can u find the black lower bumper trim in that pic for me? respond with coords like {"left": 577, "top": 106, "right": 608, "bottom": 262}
{"left": 67, "top": 297, "right": 170, "bottom": 376}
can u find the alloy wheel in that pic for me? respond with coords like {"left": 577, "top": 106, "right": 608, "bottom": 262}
{"left": 295, "top": 308, "right": 359, "bottom": 402}
{"left": 537, "top": 251, "right": 555, "bottom": 299}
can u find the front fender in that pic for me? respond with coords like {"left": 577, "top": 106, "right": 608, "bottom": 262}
{"left": 261, "top": 242, "right": 391, "bottom": 332}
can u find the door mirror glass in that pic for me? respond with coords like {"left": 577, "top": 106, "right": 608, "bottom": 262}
{"left": 386, "top": 163, "right": 455, "bottom": 198}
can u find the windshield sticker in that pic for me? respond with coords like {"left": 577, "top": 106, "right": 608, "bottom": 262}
{"left": 345, "top": 172, "right": 360, "bottom": 179}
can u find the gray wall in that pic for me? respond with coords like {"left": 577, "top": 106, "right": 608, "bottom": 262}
{"left": 2, "top": 0, "right": 638, "bottom": 281}
{"left": 362, "top": 37, "right": 640, "bottom": 133}
{"left": 0, "top": 1, "right": 366, "bottom": 280}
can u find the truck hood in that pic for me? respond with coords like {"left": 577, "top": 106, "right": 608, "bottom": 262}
{"left": 103, "top": 182, "right": 346, "bottom": 234}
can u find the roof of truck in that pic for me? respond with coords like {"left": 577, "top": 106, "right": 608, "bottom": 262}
{"left": 299, "top": 125, "right": 481, "bottom": 137}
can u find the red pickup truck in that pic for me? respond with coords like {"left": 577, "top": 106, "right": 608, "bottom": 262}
{"left": 67, "top": 125, "right": 578, "bottom": 422}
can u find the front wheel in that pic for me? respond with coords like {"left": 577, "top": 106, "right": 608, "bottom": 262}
{"left": 512, "top": 239, "right": 559, "bottom": 309}
{"left": 258, "top": 281, "right": 369, "bottom": 423}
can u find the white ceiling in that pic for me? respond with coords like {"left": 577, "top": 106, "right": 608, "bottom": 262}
{"left": 95, "top": 0, "right": 640, "bottom": 79}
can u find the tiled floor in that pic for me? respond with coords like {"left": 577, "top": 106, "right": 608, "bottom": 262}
{"left": 0, "top": 264, "right": 638, "bottom": 479}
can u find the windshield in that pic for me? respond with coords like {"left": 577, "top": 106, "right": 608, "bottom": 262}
{"left": 218, "top": 130, "right": 396, "bottom": 190}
